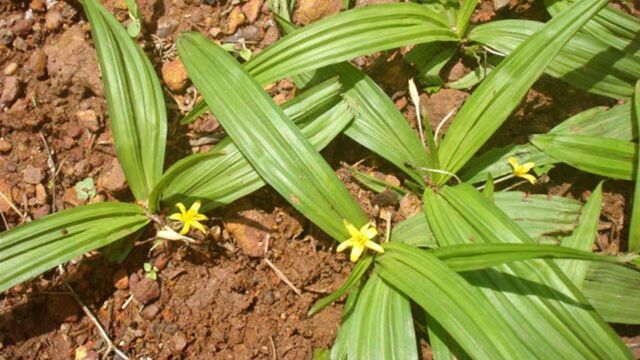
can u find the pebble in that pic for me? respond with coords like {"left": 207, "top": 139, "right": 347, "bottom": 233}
{"left": 384, "top": 174, "right": 401, "bottom": 187}
{"left": 30, "top": 0, "right": 46, "bottom": 12}
{"left": 153, "top": 253, "right": 170, "bottom": 270}
{"left": 3, "top": 63, "right": 18, "bottom": 76}
{"left": 132, "top": 277, "right": 160, "bottom": 304}
{"left": 35, "top": 184, "right": 47, "bottom": 205}
{"left": 0, "top": 28, "right": 14, "bottom": 46}
{"left": 241, "top": 25, "right": 262, "bottom": 42}
{"left": 241, "top": 0, "right": 263, "bottom": 23}
{"left": 22, "top": 165, "right": 45, "bottom": 185}
{"left": 113, "top": 269, "right": 129, "bottom": 290}
{"left": 226, "top": 7, "right": 245, "bottom": 35}
{"left": 0, "top": 140, "right": 12, "bottom": 153}
{"left": 11, "top": 19, "right": 34, "bottom": 37}
{"left": 141, "top": 304, "right": 161, "bottom": 320}
{"left": 262, "top": 26, "right": 279, "bottom": 47}
{"left": 295, "top": 0, "right": 342, "bottom": 25}
{"left": 45, "top": 10, "right": 63, "bottom": 31}
{"left": 156, "top": 16, "right": 177, "bottom": 38}
{"left": 13, "top": 37, "right": 27, "bottom": 52}
{"left": 97, "top": 158, "right": 127, "bottom": 192}
{"left": 0, "top": 76, "right": 22, "bottom": 107}
{"left": 161, "top": 59, "right": 190, "bottom": 93}
{"left": 172, "top": 331, "right": 188, "bottom": 352}
{"left": 225, "top": 209, "right": 272, "bottom": 258}
{"left": 399, "top": 193, "right": 422, "bottom": 218}
{"left": 76, "top": 109, "right": 100, "bottom": 132}
{"left": 32, "top": 204, "right": 50, "bottom": 219}
{"left": 27, "top": 49, "right": 48, "bottom": 79}
{"left": 373, "top": 189, "right": 399, "bottom": 207}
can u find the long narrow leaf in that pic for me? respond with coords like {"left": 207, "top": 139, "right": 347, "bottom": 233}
{"left": 178, "top": 33, "right": 367, "bottom": 241}
{"left": 582, "top": 262, "right": 640, "bottom": 324}
{"left": 630, "top": 81, "right": 640, "bottom": 252}
{"left": 82, "top": 0, "right": 166, "bottom": 200}
{"left": 0, "top": 202, "right": 149, "bottom": 292}
{"left": 437, "top": 0, "right": 609, "bottom": 180}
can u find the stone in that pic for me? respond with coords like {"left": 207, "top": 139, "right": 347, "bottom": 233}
{"left": 493, "top": 0, "right": 510, "bottom": 10}
{"left": 156, "top": 16, "right": 178, "bottom": 38}
{"left": 226, "top": 7, "right": 245, "bottom": 35}
{"left": 262, "top": 26, "right": 279, "bottom": 47}
{"left": 241, "top": 25, "right": 261, "bottom": 42}
{"left": 0, "top": 28, "right": 14, "bottom": 46}
{"left": 225, "top": 209, "right": 274, "bottom": 258}
{"left": 76, "top": 110, "right": 100, "bottom": 132}
{"left": 0, "top": 140, "right": 12, "bottom": 153}
{"left": 0, "top": 77, "right": 22, "bottom": 107}
{"left": 421, "top": 89, "right": 468, "bottom": 133}
{"left": 3, "top": 63, "right": 18, "bottom": 76}
{"left": 112, "top": 269, "right": 129, "bottom": 290}
{"left": 45, "top": 10, "right": 63, "bottom": 32}
{"left": 63, "top": 187, "right": 86, "bottom": 206}
{"left": 161, "top": 59, "right": 190, "bottom": 93}
{"left": 22, "top": 166, "right": 45, "bottom": 184}
{"left": 35, "top": 184, "right": 47, "bottom": 205}
{"left": 27, "top": 49, "right": 48, "bottom": 79}
{"left": 0, "top": 179, "right": 12, "bottom": 213}
{"left": 98, "top": 158, "right": 127, "bottom": 192}
{"left": 141, "top": 304, "right": 161, "bottom": 320}
{"left": 241, "top": 0, "right": 263, "bottom": 23}
{"left": 32, "top": 204, "right": 51, "bottom": 219}
{"left": 373, "top": 189, "right": 398, "bottom": 207}
{"left": 12, "top": 37, "right": 27, "bottom": 52}
{"left": 399, "top": 193, "right": 422, "bottom": 218}
{"left": 384, "top": 174, "right": 401, "bottom": 187}
{"left": 172, "top": 331, "right": 188, "bottom": 352}
{"left": 153, "top": 253, "right": 170, "bottom": 270}
{"left": 11, "top": 19, "right": 34, "bottom": 37}
{"left": 132, "top": 277, "right": 160, "bottom": 304}
{"left": 295, "top": 0, "right": 341, "bottom": 25}
{"left": 30, "top": 0, "right": 46, "bottom": 12}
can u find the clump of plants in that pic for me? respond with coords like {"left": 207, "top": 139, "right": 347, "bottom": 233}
{"left": 2, "top": 0, "right": 640, "bottom": 357}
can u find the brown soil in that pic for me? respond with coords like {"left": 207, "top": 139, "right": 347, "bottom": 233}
{"left": 1, "top": 0, "right": 639, "bottom": 359}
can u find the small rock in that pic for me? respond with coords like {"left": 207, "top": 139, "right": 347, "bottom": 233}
{"left": 154, "top": 253, "right": 170, "bottom": 270}
{"left": 113, "top": 269, "right": 129, "bottom": 290}
{"left": 11, "top": 19, "right": 34, "bottom": 37}
{"left": 399, "top": 193, "right": 422, "bottom": 218}
{"left": 133, "top": 329, "right": 145, "bottom": 338}
{"left": 241, "top": 0, "right": 263, "bottom": 23}
{"left": 3, "top": 63, "right": 18, "bottom": 76}
{"left": 63, "top": 187, "right": 86, "bottom": 206}
{"left": 32, "top": 204, "right": 51, "bottom": 219}
{"left": 161, "top": 59, "right": 190, "bottom": 93}
{"left": 30, "top": 0, "right": 46, "bottom": 12}
{"left": 75, "top": 346, "right": 99, "bottom": 360}
{"left": 373, "top": 189, "right": 399, "bottom": 207}
{"left": 0, "top": 179, "right": 11, "bottom": 212}
{"left": 27, "top": 49, "right": 48, "bottom": 79}
{"left": 226, "top": 7, "right": 245, "bottom": 35}
{"left": 22, "top": 166, "right": 45, "bottom": 184}
{"left": 422, "top": 89, "right": 468, "bottom": 133}
{"left": 209, "top": 27, "right": 222, "bottom": 38}
{"left": 13, "top": 37, "right": 27, "bottom": 52}
{"left": 172, "top": 331, "right": 188, "bottom": 352}
{"left": 295, "top": 0, "right": 341, "bottom": 25}
{"left": 0, "top": 28, "right": 14, "bottom": 46}
{"left": 132, "top": 277, "right": 160, "bottom": 304}
{"left": 262, "top": 26, "right": 279, "bottom": 47}
{"left": 35, "top": 184, "right": 47, "bottom": 205}
{"left": 225, "top": 209, "right": 273, "bottom": 258}
{"left": 195, "top": 117, "right": 219, "bottom": 133}
{"left": 129, "top": 272, "right": 140, "bottom": 290}
{"left": 156, "top": 16, "right": 177, "bottom": 38}
{"left": 0, "top": 140, "right": 12, "bottom": 153}
{"left": 76, "top": 110, "right": 100, "bottom": 132}
{"left": 493, "top": 0, "right": 510, "bottom": 10}
{"left": 384, "top": 174, "right": 401, "bottom": 187}
{"left": 0, "top": 77, "right": 22, "bottom": 107}
{"left": 444, "top": 58, "right": 470, "bottom": 83}
{"left": 141, "top": 304, "right": 161, "bottom": 320}
{"left": 45, "top": 10, "right": 63, "bottom": 32}
{"left": 98, "top": 158, "right": 127, "bottom": 192}
{"left": 241, "top": 25, "right": 262, "bottom": 42}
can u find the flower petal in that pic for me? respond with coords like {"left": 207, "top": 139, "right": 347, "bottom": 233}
{"left": 336, "top": 239, "right": 354, "bottom": 253}
{"left": 365, "top": 240, "right": 384, "bottom": 254}
{"left": 191, "top": 221, "right": 207, "bottom": 234}
{"left": 522, "top": 162, "right": 536, "bottom": 172}
{"left": 362, "top": 225, "right": 378, "bottom": 240}
{"left": 168, "top": 213, "right": 183, "bottom": 221}
{"left": 180, "top": 222, "right": 191, "bottom": 235}
{"left": 350, "top": 243, "right": 365, "bottom": 262}
{"left": 190, "top": 200, "right": 202, "bottom": 214}
{"left": 508, "top": 157, "right": 518, "bottom": 169}
{"left": 193, "top": 214, "right": 208, "bottom": 221}
{"left": 176, "top": 202, "right": 187, "bottom": 215}
{"left": 520, "top": 174, "right": 537, "bottom": 184}
{"left": 343, "top": 219, "right": 360, "bottom": 238}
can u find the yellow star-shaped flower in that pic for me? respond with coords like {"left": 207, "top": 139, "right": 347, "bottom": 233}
{"left": 336, "top": 219, "right": 384, "bottom": 262}
{"left": 168, "top": 201, "right": 208, "bottom": 235}
{"left": 508, "top": 157, "right": 537, "bottom": 184}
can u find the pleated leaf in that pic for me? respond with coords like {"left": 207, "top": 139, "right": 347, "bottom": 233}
{"left": 531, "top": 134, "right": 636, "bottom": 180}
{"left": 0, "top": 202, "right": 149, "bottom": 292}
{"left": 423, "top": 184, "right": 632, "bottom": 359}
{"left": 177, "top": 32, "right": 367, "bottom": 241}
{"left": 437, "top": 0, "right": 609, "bottom": 180}
{"left": 629, "top": 81, "right": 640, "bottom": 252}
{"left": 582, "top": 262, "right": 640, "bottom": 324}
{"left": 149, "top": 78, "right": 351, "bottom": 213}
{"left": 82, "top": 0, "right": 166, "bottom": 200}
{"left": 244, "top": 3, "right": 457, "bottom": 85}
{"left": 469, "top": 20, "right": 640, "bottom": 99}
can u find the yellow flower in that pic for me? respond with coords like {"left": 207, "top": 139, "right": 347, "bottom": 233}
{"left": 508, "top": 157, "right": 537, "bottom": 184}
{"left": 168, "top": 201, "right": 208, "bottom": 235}
{"left": 336, "top": 219, "right": 384, "bottom": 262}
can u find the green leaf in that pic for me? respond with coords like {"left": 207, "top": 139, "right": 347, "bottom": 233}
{"left": 0, "top": 202, "right": 149, "bottom": 293}
{"left": 177, "top": 32, "right": 367, "bottom": 241}
{"left": 83, "top": 0, "right": 166, "bottom": 200}
{"left": 455, "top": 0, "right": 478, "bottom": 38}
{"left": 426, "top": 314, "right": 470, "bottom": 360}
{"left": 149, "top": 79, "right": 354, "bottom": 213}
{"left": 346, "top": 166, "right": 406, "bottom": 197}
{"left": 469, "top": 20, "right": 640, "bottom": 99}
{"left": 377, "top": 242, "right": 532, "bottom": 358}
{"left": 406, "top": 42, "right": 457, "bottom": 88}
{"left": 331, "top": 272, "right": 418, "bottom": 360}
{"left": 582, "top": 262, "right": 640, "bottom": 324}
{"left": 244, "top": 3, "right": 457, "bottom": 85}
{"left": 557, "top": 182, "right": 603, "bottom": 288}
{"left": 423, "top": 184, "right": 632, "bottom": 359}
{"left": 530, "top": 134, "right": 636, "bottom": 180}
{"left": 437, "top": 0, "right": 609, "bottom": 180}
{"left": 629, "top": 81, "right": 640, "bottom": 252}
{"left": 308, "top": 255, "right": 372, "bottom": 316}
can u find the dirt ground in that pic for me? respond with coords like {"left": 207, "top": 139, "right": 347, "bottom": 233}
{"left": 0, "top": 0, "right": 638, "bottom": 358}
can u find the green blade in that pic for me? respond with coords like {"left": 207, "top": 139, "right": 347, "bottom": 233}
{"left": 0, "top": 202, "right": 149, "bottom": 292}
{"left": 530, "top": 134, "right": 636, "bottom": 180}
{"left": 424, "top": 184, "right": 632, "bottom": 359}
{"left": 82, "top": 0, "right": 166, "bottom": 200}
{"left": 582, "top": 262, "right": 640, "bottom": 324}
{"left": 469, "top": 20, "right": 640, "bottom": 99}
{"left": 437, "top": 0, "right": 609, "bottom": 180}
{"left": 629, "top": 81, "right": 640, "bottom": 252}
{"left": 244, "top": 3, "right": 457, "bottom": 85}
{"left": 557, "top": 182, "right": 603, "bottom": 288}
{"left": 177, "top": 32, "right": 367, "bottom": 241}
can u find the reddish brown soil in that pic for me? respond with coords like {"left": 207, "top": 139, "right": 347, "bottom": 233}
{"left": 1, "top": 0, "right": 639, "bottom": 359}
